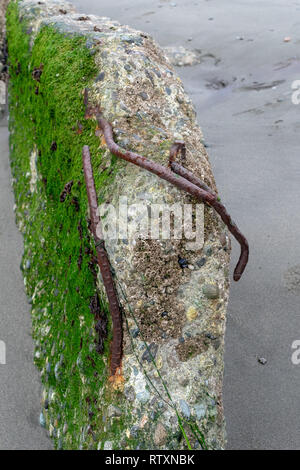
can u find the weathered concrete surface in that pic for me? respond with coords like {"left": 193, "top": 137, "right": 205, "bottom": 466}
{"left": 8, "top": 0, "right": 233, "bottom": 450}
{"left": 70, "top": 0, "right": 300, "bottom": 450}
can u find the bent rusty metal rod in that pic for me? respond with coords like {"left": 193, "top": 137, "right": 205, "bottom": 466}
{"left": 170, "top": 142, "right": 216, "bottom": 196}
{"left": 97, "top": 115, "right": 249, "bottom": 281}
{"left": 169, "top": 145, "right": 249, "bottom": 280}
{"left": 82, "top": 145, "right": 123, "bottom": 376}
{"left": 170, "top": 161, "right": 249, "bottom": 281}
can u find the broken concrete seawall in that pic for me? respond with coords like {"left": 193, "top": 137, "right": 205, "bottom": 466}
{"left": 6, "top": 0, "right": 232, "bottom": 450}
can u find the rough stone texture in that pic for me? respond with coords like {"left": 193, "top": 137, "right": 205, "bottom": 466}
{"left": 8, "top": 0, "right": 231, "bottom": 449}
{"left": 0, "top": 0, "right": 8, "bottom": 116}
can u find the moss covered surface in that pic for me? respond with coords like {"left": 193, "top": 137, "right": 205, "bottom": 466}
{"left": 6, "top": 1, "right": 135, "bottom": 450}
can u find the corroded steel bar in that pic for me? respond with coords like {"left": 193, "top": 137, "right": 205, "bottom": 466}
{"left": 170, "top": 162, "right": 249, "bottom": 281}
{"left": 97, "top": 115, "right": 215, "bottom": 203}
{"left": 97, "top": 115, "right": 249, "bottom": 281}
{"left": 82, "top": 145, "right": 123, "bottom": 376}
{"left": 171, "top": 159, "right": 215, "bottom": 195}
{"left": 169, "top": 141, "right": 186, "bottom": 166}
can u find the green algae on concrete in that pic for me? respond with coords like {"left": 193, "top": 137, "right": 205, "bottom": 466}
{"left": 6, "top": 0, "right": 170, "bottom": 451}
{"left": 6, "top": 2, "right": 117, "bottom": 450}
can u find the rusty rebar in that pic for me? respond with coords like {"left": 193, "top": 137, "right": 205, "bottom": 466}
{"left": 82, "top": 145, "right": 123, "bottom": 376}
{"left": 169, "top": 141, "right": 186, "bottom": 166}
{"left": 170, "top": 162, "right": 248, "bottom": 281}
{"left": 96, "top": 115, "right": 249, "bottom": 281}
{"left": 170, "top": 146, "right": 215, "bottom": 195}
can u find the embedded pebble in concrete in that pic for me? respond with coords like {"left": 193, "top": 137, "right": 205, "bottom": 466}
{"left": 179, "top": 399, "right": 191, "bottom": 419}
{"left": 194, "top": 403, "right": 207, "bottom": 420}
{"left": 203, "top": 283, "right": 220, "bottom": 299}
